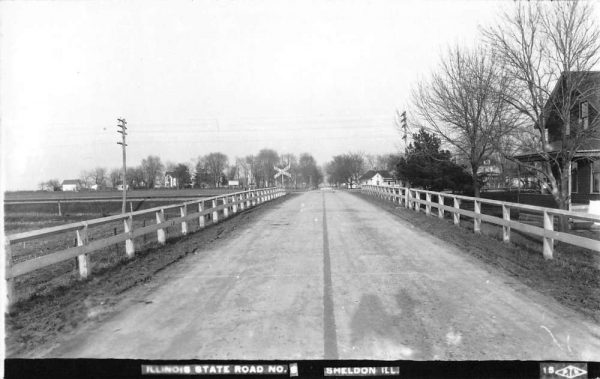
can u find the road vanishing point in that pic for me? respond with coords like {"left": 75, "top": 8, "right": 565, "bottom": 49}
{"left": 43, "top": 190, "right": 600, "bottom": 360}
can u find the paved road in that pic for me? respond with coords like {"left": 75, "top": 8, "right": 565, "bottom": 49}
{"left": 44, "top": 191, "right": 600, "bottom": 360}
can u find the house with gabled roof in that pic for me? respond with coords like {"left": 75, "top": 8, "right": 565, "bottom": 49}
{"left": 61, "top": 179, "right": 81, "bottom": 192}
{"left": 359, "top": 170, "right": 398, "bottom": 186}
{"left": 515, "top": 71, "right": 600, "bottom": 204}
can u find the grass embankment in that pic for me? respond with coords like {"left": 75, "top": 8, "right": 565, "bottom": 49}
{"left": 352, "top": 191, "right": 600, "bottom": 324}
{"left": 5, "top": 193, "right": 293, "bottom": 357}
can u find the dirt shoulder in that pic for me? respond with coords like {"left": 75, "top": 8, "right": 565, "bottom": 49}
{"left": 5, "top": 194, "right": 294, "bottom": 358}
{"left": 351, "top": 191, "right": 600, "bottom": 324}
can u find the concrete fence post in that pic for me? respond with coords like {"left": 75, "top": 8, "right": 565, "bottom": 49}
{"left": 180, "top": 204, "right": 188, "bottom": 235}
{"left": 406, "top": 189, "right": 411, "bottom": 208}
{"left": 198, "top": 202, "right": 205, "bottom": 229}
{"left": 212, "top": 199, "right": 219, "bottom": 224}
{"left": 124, "top": 214, "right": 135, "bottom": 258}
{"left": 502, "top": 204, "right": 510, "bottom": 243}
{"left": 543, "top": 210, "right": 554, "bottom": 260}
{"left": 76, "top": 224, "right": 90, "bottom": 279}
{"left": 438, "top": 194, "right": 444, "bottom": 219}
{"left": 474, "top": 200, "right": 481, "bottom": 233}
{"left": 238, "top": 194, "right": 244, "bottom": 211}
{"left": 5, "top": 241, "right": 14, "bottom": 313}
{"left": 232, "top": 195, "right": 238, "bottom": 214}
{"left": 453, "top": 197, "right": 461, "bottom": 225}
{"left": 156, "top": 209, "right": 166, "bottom": 245}
{"left": 414, "top": 191, "right": 419, "bottom": 213}
{"left": 426, "top": 193, "right": 431, "bottom": 215}
{"left": 223, "top": 196, "right": 230, "bottom": 218}
{"left": 57, "top": 201, "right": 62, "bottom": 216}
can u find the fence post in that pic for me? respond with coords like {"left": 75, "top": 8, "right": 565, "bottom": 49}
{"left": 502, "top": 204, "right": 510, "bottom": 243}
{"left": 198, "top": 202, "right": 205, "bottom": 229}
{"left": 238, "top": 194, "right": 245, "bottom": 211}
{"left": 212, "top": 199, "right": 219, "bottom": 223}
{"left": 76, "top": 223, "right": 90, "bottom": 279}
{"left": 543, "top": 210, "right": 554, "bottom": 259}
{"left": 406, "top": 189, "right": 411, "bottom": 208}
{"left": 453, "top": 197, "right": 461, "bottom": 225}
{"left": 57, "top": 201, "right": 62, "bottom": 216}
{"left": 426, "top": 193, "right": 431, "bottom": 215}
{"left": 156, "top": 209, "right": 166, "bottom": 245}
{"left": 474, "top": 200, "right": 481, "bottom": 233}
{"left": 438, "top": 194, "right": 444, "bottom": 219}
{"left": 414, "top": 191, "right": 419, "bottom": 212}
{"left": 124, "top": 214, "right": 135, "bottom": 258}
{"left": 223, "top": 196, "right": 229, "bottom": 218}
{"left": 5, "top": 241, "right": 14, "bottom": 313}
{"left": 232, "top": 195, "right": 238, "bottom": 213}
{"left": 180, "top": 204, "right": 188, "bottom": 235}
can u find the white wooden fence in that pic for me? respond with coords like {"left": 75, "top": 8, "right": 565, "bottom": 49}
{"left": 4, "top": 187, "right": 285, "bottom": 309}
{"left": 362, "top": 185, "right": 600, "bottom": 258}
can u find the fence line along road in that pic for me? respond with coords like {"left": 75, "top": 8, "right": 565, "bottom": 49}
{"left": 4, "top": 187, "right": 286, "bottom": 311}
{"left": 362, "top": 185, "right": 600, "bottom": 258}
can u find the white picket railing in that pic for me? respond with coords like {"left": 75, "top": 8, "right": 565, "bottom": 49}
{"left": 362, "top": 185, "right": 600, "bottom": 258}
{"left": 4, "top": 187, "right": 286, "bottom": 309}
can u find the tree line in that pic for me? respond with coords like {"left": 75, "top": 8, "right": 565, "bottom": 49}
{"left": 40, "top": 149, "right": 323, "bottom": 191}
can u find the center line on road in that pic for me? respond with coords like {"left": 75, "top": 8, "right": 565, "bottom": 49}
{"left": 322, "top": 193, "right": 339, "bottom": 359}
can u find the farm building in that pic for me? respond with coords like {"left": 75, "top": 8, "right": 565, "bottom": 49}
{"left": 61, "top": 179, "right": 81, "bottom": 192}
{"left": 515, "top": 71, "right": 600, "bottom": 204}
{"left": 359, "top": 170, "right": 398, "bottom": 186}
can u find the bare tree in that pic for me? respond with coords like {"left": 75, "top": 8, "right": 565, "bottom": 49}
{"left": 256, "top": 149, "right": 279, "bottom": 187}
{"left": 39, "top": 179, "right": 61, "bottom": 191}
{"left": 204, "top": 152, "right": 229, "bottom": 187}
{"left": 141, "top": 155, "right": 165, "bottom": 189}
{"left": 326, "top": 152, "right": 364, "bottom": 187}
{"left": 411, "top": 45, "right": 517, "bottom": 197}
{"left": 109, "top": 168, "right": 121, "bottom": 188}
{"left": 483, "top": 0, "right": 600, "bottom": 214}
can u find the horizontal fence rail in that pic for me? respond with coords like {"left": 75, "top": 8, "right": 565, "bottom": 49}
{"left": 361, "top": 185, "right": 600, "bottom": 259}
{"left": 4, "top": 187, "right": 286, "bottom": 311}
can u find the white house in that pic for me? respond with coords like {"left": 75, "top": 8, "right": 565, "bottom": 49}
{"left": 359, "top": 170, "right": 397, "bottom": 186}
{"left": 61, "top": 179, "right": 81, "bottom": 191}
{"left": 164, "top": 171, "right": 178, "bottom": 188}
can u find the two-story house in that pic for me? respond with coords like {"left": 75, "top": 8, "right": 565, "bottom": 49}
{"left": 164, "top": 171, "right": 178, "bottom": 188}
{"left": 515, "top": 71, "right": 600, "bottom": 204}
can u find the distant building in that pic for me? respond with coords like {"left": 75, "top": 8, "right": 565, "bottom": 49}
{"left": 359, "top": 170, "right": 397, "bottom": 186}
{"left": 164, "top": 171, "right": 178, "bottom": 188}
{"left": 61, "top": 179, "right": 81, "bottom": 192}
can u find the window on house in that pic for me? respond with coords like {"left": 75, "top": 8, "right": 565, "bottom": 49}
{"left": 581, "top": 101, "right": 589, "bottom": 130}
{"left": 593, "top": 160, "right": 600, "bottom": 193}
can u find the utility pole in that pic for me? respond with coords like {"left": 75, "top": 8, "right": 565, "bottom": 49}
{"left": 395, "top": 109, "right": 408, "bottom": 155}
{"left": 117, "top": 118, "right": 128, "bottom": 213}
{"left": 401, "top": 110, "right": 408, "bottom": 154}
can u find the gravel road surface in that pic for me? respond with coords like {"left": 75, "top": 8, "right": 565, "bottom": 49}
{"left": 43, "top": 190, "right": 600, "bottom": 360}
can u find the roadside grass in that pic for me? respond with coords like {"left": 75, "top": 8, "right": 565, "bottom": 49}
{"left": 4, "top": 195, "right": 288, "bottom": 306}
{"left": 5, "top": 193, "right": 294, "bottom": 357}
{"left": 352, "top": 191, "right": 600, "bottom": 323}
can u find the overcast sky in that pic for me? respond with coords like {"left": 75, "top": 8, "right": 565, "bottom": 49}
{"left": 3, "top": 0, "right": 594, "bottom": 190}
